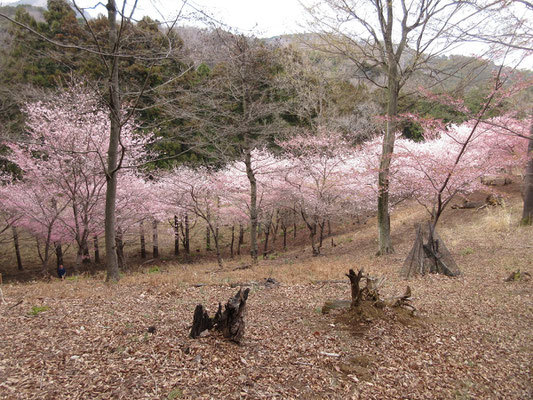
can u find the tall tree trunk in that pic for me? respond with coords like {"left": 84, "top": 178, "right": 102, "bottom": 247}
{"left": 93, "top": 235, "right": 100, "bottom": 264}
{"left": 293, "top": 208, "right": 297, "bottom": 239}
{"left": 263, "top": 224, "right": 271, "bottom": 259}
{"left": 282, "top": 225, "right": 287, "bottom": 251}
{"left": 152, "top": 219, "right": 159, "bottom": 258}
{"left": 174, "top": 215, "right": 180, "bottom": 256}
{"left": 377, "top": 64, "right": 399, "bottom": 256}
{"left": 214, "top": 233, "right": 223, "bottom": 269}
{"left": 245, "top": 150, "right": 258, "bottom": 264}
{"left": 82, "top": 240, "right": 90, "bottom": 264}
{"left": 184, "top": 213, "right": 190, "bottom": 254}
{"left": 262, "top": 213, "right": 273, "bottom": 259}
{"left": 522, "top": 113, "right": 533, "bottom": 224}
{"left": 140, "top": 220, "right": 146, "bottom": 259}
{"left": 55, "top": 242, "right": 63, "bottom": 268}
{"left": 206, "top": 225, "right": 211, "bottom": 251}
{"left": 230, "top": 225, "right": 235, "bottom": 259}
{"left": 237, "top": 224, "right": 244, "bottom": 256}
{"left": 75, "top": 245, "right": 83, "bottom": 272}
{"left": 104, "top": 0, "right": 121, "bottom": 282}
{"left": 318, "top": 220, "right": 325, "bottom": 251}
{"left": 12, "top": 226, "right": 22, "bottom": 271}
{"left": 115, "top": 227, "right": 125, "bottom": 269}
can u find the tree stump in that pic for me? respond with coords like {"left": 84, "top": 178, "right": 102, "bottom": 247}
{"left": 323, "top": 269, "right": 415, "bottom": 315}
{"left": 189, "top": 288, "right": 250, "bottom": 343}
{"left": 401, "top": 222, "right": 461, "bottom": 279}
{"left": 346, "top": 269, "right": 364, "bottom": 307}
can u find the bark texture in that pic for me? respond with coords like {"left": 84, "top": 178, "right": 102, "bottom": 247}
{"left": 190, "top": 288, "right": 250, "bottom": 343}
{"left": 521, "top": 113, "right": 533, "bottom": 224}
{"left": 401, "top": 222, "right": 461, "bottom": 279}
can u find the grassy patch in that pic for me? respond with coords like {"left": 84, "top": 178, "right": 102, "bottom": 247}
{"left": 29, "top": 305, "right": 49, "bottom": 316}
{"left": 167, "top": 388, "right": 183, "bottom": 399}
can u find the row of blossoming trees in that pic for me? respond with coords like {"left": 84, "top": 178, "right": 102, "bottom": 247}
{"left": 0, "top": 85, "right": 529, "bottom": 275}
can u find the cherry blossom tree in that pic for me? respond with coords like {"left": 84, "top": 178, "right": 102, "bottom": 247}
{"left": 280, "top": 130, "right": 376, "bottom": 255}
{"left": 0, "top": 180, "right": 69, "bottom": 275}
{"left": 395, "top": 117, "right": 528, "bottom": 227}
{"left": 3, "top": 84, "right": 152, "bottom": 272}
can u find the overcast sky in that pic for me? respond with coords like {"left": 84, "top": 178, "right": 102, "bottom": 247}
{"left": 1, "top": 0, "right": 531, "bottom": 67}
{"left": 145, "top": 0, "right": 308, "bottom": 37}
{"left": 0, "top": 0, "right": 307, "bottom": 36}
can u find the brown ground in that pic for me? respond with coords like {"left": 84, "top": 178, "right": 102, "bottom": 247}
{"left": 0, "top": 184, "right": 532, "bottom": 399}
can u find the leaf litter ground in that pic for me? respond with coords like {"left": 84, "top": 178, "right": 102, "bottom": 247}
{"left": 1, "top": 193, "right": 532, "bottom": 399}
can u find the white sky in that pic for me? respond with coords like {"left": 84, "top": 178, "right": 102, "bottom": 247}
{"left": 1, "top": 0, "right": 531, "bottom": 67}
{"left": 145, "top": 0, "right": 308, "bottom": 37}
{"left": 0, "top": 0, "right": 307, "bottom": 36}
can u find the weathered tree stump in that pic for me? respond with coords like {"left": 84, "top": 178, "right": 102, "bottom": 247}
{"left": 346, "top": 269, "right": 364, "bottom": 307}
{"left": 323, "top": 269, "right": 415, "bottom": 315}
{"left": 189, "top": 288, "right": 250, "bottom": 343}
{"left": 401, "top": 222, "right": 461, "bottom": 279}
{"left": 190, "top": 305, "right": 213, "bottom": 338}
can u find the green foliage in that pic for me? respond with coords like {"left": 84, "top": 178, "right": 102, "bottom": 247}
{"left": 148, "top": 266, "right": 160, "bottom": 274}
{"left": 29, "top": 305, "right": 49, "bottom": 316}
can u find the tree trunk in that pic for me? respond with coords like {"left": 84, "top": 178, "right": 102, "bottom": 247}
{"left": 12, "top": 226, "right": 22, "bottom": 271}
{"left": 237, "top": 224, "right": 244, "bottom": 256}
{"left": 174, "top": 215, "right": 180, "bottom": 256}
{"left": 272, "top": 210, "right": 280, "bottom": 243}
{"left": 376, "top": 64, "right": 399, "bottom": 256}
{"left": 245, "top": 150, "right": 258, "bottom": 264}
{"left": 282, "top": 226, "right": 287, "bottom": 251}
{"left": 346, "top": 269, "right": 364, "bottom": 307}
{"left": 206, "top": 225, "right": 211, "bottom": 251}
{"left": 210, "top": 223, "right": 224, "bottom": 269}
{"left": 82, "top": 240, "right": 90, "bottom": 264}
{"left": 93, "top": 235, "right": 100, "bottom": 264}
{"left": 521, "top": 113, "right": 533, "bottom": 224}
{"left": 263, "top": 223, "right": 271, "bottom": 259}
{"left": 184, "top": 213, "right": 190, "bottom": 254}
{"left": 140, "top": 220, "right": 146, "bottom": 259}
{"left": 262, "top": 212, "right": 273, "bottom": 259}
{"left": 55, "top": 242, "right": 63, "bottom": 268}
{"left": 152, "top": 219, "right": 159, "bottom": 258}
{"left": 318, "top": 220, "right": 325, "bottom": 251}
{"left": 115, "top": 227, "right": 125, "bottom": 269}
{"left": 293, "top": 208, "right": 297, "bottom": 239}
{"left": 75, "top": 246, "right": 83, "bottom": 272}
{"left": 230, "top": 225, "right": 235, "bottom": 259}
{"left": 104, "top": 0, "right": 121, "bottom": 282}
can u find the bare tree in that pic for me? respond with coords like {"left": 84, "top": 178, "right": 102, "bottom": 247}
{"left": 303, "top": 0, "right": 506, "bottom": 254}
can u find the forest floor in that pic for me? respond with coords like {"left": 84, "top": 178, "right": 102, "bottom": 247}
{"left": 0, "top": 184, "right": 532, "bottom": 399}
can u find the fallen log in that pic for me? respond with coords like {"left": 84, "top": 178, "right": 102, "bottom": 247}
{"left": 190, "top": 288, "right": 250, "bottom": 343}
